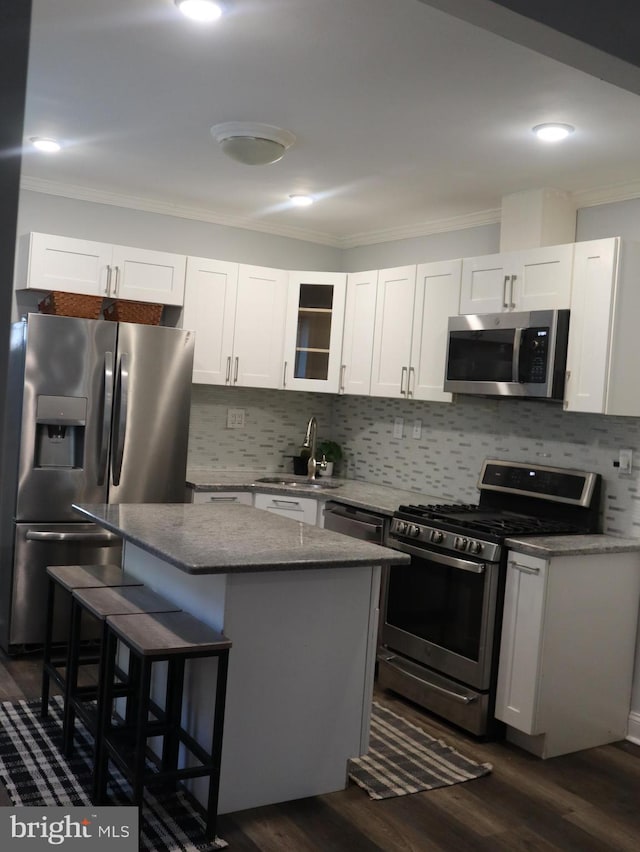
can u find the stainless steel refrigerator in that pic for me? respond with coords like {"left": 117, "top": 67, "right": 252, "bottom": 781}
{"left": 0, "top": 313, "right": 195, "bottom": 653}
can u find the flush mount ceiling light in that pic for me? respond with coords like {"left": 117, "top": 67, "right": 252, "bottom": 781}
{"left": 175, "top": 0, "right": 224, "bottom": 22}
{"left": 289, "top": 194, "right": 313, "bottom": 207}
{"left": 210, "top": 122, "right": 296, "bottom": 165}
{"left": 30, "top": 137, "right": 61, "bottom": 153}
{"left": 532, "top": 123, "right": 575, "bottom": 142}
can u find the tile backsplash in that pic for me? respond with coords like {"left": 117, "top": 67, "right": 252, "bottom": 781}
{"left": 188, "top": 386, "right": 640, "bottom": 537}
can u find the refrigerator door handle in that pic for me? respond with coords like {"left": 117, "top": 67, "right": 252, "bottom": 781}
{"left": 112, "top": 353, "right": 130, "bottom": 486}
{"left": 98, "top": 350, "right": 115, "bottom": 485}
{"left": 25, "top": 530, "right": 120, "bottom": 545}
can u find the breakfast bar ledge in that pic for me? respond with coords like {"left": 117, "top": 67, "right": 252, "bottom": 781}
{"left": 72, "top": 502, "right": 409, "bottom": 815}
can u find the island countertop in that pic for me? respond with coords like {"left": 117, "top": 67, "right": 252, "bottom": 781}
{"left": 72, "top": 502, "right": 410, "bottom": 575}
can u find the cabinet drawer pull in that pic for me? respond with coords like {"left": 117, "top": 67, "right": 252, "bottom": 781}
{"left": 272, "top": 499, "right": 300, "bottom": 507}
{"left": 509, "top": 560, "right": 541, "bottom": 575}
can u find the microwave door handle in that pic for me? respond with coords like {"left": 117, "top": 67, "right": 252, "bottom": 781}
{"left": 512, "top": 327, "right": 523, "bottom": 383}
{"left": 97, "top": 350, "right": 114, "bottom": 486}
{"left": 111, "top": 353, "right": 129, "bottom": 487}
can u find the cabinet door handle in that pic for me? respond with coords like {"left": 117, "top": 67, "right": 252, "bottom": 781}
{"left": 272, "top": 499, "right": 300, "bottom": 507}
{"left": 283, "top": 361, "right": 288, "bottom": 387}
{"left": 400, "top": 366, "right": 408, "bottom": 396}
{"left": 408, "top": 366, "right": 415, "bottom": 398}
{"left": 105, "top": 264, "right": 112, "bottom": 296}
{"left": 508, "top": 559, "right": 541, "bottom": 575}
{"left": 234, "top": 356, "right": 239, "bottom": 384}
{"left": 225, "top": 356, "right": 231, "bottom": 384}
{"left": 113, "top": 266, "right": 120, "bottom": 296}
{"left": 509, "top": 274, "right": 516, "bottom": 308}
{"left": 503, "top": 274, "right": 510, "bottom": 309}
{"left": 340, "top": 364, "right": 346, "bottom": 393}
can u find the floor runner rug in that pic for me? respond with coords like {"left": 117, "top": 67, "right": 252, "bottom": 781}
{"left": 0, "top": 696, "right": 226, "bottom": 851}
{"left": 348, "top": 701, "right": 492, "bottom": 800}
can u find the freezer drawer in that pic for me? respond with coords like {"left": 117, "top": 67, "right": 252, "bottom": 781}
{"left": 6, "top": 522, "right": 121, "bottom": 650}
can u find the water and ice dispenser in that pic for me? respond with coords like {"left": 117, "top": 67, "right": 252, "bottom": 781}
{"left": 34, "top": 395, "right": 87, "bottom": 469}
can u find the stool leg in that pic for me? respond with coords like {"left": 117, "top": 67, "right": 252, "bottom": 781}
{"left": 132, "top": 657, "right": 153, "bottom": 806}
{"left": 161, "top": 657, "right": 185, "bottom": 788}
{"left": 62, "top": 598, "right": 83, "bottom": 756}
{"left": 95, "top": 627, "right": 118, "bottom": 805}
{"left": 40, "top": 577, "right": 56, "bottom": 718}
{"left": 205, "top": 650, "right": 230, "bottom": 842}
{"left": 90, "top": 619, "right": 111, "bottom": 803}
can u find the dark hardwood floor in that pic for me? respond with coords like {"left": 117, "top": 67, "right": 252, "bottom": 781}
{"left": 1, "top": 648, "right": 639, "bottom": 851}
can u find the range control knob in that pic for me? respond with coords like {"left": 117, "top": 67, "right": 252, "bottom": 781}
{"left": 395, "top": 521, "right": 407, "bottom": 535}
{"left": 454, "top": 536, "right": 468, "bottom": 551}
{"left": 408, "top": 524, "right": 421, "bottom": 538}
{"left": 467, "top": 540, "right": 483, "bottom": 555}
{"left": 430, "top": 529, "right": 444, "bottom": 544}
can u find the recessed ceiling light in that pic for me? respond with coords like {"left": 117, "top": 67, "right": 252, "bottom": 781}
{"left": 532, "top": 123, "right": 575, "bottom": 142}
{"left": 289, "top": 194, "right": 313, "bottom": 207}
{"left": 175, "top": 0, "right": 224, "bottom": 23}
{"left": 30, "top": 137, "right": 61, "bottom": 153}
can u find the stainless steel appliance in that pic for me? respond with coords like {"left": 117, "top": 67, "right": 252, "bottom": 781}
{"left": 378, "top": 460, "right": 601, "bottom": 737}
{"left": 323, "top": 502, "right": 388, "bottom": 545}
{"left": 0, "top": 313, "right": 195, "bottom": 652}
{"left": 444, "top": 309, "right": 569, "bottom": 399}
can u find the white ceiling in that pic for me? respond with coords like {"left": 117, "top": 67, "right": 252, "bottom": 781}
{"left": 21, "top": 0, "right": 640, "bottom": 248}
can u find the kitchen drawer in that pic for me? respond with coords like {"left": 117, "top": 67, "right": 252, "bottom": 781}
{"left": 192, "top": 490, "right": 253, "bottom": 506}
{"left": 253, "top": 492, "right": 319, "bottom": 525}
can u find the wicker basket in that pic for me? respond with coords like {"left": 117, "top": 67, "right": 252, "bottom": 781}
{"left": 38, "top": 291, "right": 103, "bottom": 320}
{"left": 103, "top": 300, "right": 163, "bottom": 325}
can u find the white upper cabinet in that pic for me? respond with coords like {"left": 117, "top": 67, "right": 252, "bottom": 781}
{"left": 564, "top": 237, "right": 640, "bottom": 415}
{"left": 340, "top": 270, "right": 378, "bottom": 395}
{"left": 183, "top": 257, "right": 287, "bottom": 388}
{"left": 24, "top": 232, "right": 186, "bottom": 305}
{"left": 370, "top": 265, "right": 417, "bottom": 398}
{"left": 411, "top": 260, "right": 462, "bottom": 402}
{"left": 283, "top": 271, "right": 347, "bottom": 393}
{"left": 369, "top": 261, "right": 460, "bottom": 401}
{"left": 459, "top": 244, "right": 573, "bottom": 314}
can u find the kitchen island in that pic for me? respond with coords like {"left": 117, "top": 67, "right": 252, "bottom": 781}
{"left": 72, "top": 501, "right": 409, "bottom": 814}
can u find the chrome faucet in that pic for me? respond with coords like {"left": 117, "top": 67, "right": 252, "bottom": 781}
{"left": 302, "top": 416, "right": 327, "bottom": 480}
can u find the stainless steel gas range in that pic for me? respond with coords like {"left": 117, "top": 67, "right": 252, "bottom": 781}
{"left": 377, "top": 459, "right": 601, "bottom": 738}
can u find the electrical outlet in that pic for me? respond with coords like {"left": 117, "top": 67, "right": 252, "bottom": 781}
{"left": 618, "top": 448, "right": 633, "bottom": 475}
{"left": 393, "top": 417, "right": 404, "bottom": 439}
{"left": 412, "top": 419, "right": 422, "bottom": 439}
{"left": 226, "top": 408, "right": 245, "bottom": 429}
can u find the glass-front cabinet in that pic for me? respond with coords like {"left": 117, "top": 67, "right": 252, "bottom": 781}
{"left": 282, "top": 271, "right": 346, "bottom": 392}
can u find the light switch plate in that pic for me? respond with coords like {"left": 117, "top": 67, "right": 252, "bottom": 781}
{"left": 412, "top": 419, "right": 422, "bottom": 439}
{"left": 227, "top": 408, "right": 245, "bottom": 429}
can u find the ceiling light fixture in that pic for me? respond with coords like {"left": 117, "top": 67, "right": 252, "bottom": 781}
{"left": 289, "top": 194, "right": 313, "bottom": 207}
{"left": 30, "top": 137, "right": 61, "bottom": 153}
{"left": 532, "top": 123, "right": 575, "bottom": 142}
{"left": 210, "top": 122, "right": 296, "bottom": 166}
{"left": 175, "top": 0, "right": 224, "bottom": 23}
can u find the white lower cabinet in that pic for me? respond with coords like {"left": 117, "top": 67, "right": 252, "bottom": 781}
{"left": 253, "top": 493, "right": 319, "bottom": 525}
{"left": 192, "top": 490, "right": 253, "bottom": 506}
{"left": 495, "top": 548, "right": 640, "bottom": 758}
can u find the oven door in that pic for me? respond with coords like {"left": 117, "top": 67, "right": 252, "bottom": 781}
{"left": 380, "top": 540, "right": 500, "bottom": 691}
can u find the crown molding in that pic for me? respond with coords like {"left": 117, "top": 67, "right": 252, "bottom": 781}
{"left": 21, "top": 174, "right": 640, "bottom": 252}
{"left": 19, "top": 176, "right": 343, "bottom": 248}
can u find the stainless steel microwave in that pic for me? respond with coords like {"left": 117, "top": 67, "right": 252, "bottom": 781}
{"left": 444, "top": 309, "right": 569, "bottom": 400}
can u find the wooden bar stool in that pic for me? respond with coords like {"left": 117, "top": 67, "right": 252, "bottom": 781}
{"left": 95, "top": 610, "right": 231, "bottom": 843}
{"left": 41, "top": 564, "right": 142, "bottom": 721}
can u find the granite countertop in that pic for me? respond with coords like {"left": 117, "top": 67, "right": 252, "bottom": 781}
{"left": 186, "top": 468, "right": 445, "bottom": 516}
{"left": 505, "top": 534, "right": 640, "bottom": 557}
{"left": 72, "top": 502, "right": 410, "bottom": 575}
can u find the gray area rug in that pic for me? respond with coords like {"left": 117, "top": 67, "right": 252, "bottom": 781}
{"left": 348, "top": 701, "right": 492, "bottom": 799}
{"left": 0, "top": 696, "right": 226, "bottom": 851}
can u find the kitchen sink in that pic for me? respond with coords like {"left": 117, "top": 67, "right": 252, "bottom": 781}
{"left": 254, "top": 476, "right": 341, "bottom": 490}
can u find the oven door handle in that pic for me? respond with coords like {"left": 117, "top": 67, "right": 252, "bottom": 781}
{"left": 390, "top": 540, "right": 486, "bottom": 573}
